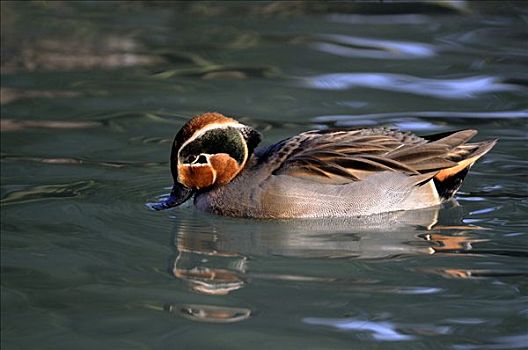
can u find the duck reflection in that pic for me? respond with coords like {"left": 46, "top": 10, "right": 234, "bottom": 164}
{"left": 171, "top": 203, "right": 484, "bottom": 298}
{"left": 425, "top": 231, "right": 487, "bottom": 252}
{"left": 173, "top": 255, "right": 247, "bottom": 295}
{"left": 166, "top": 304, "right": 251, "bottom": 323}
{"left": 167, "top": 204, "right": 490, "bottom": 322}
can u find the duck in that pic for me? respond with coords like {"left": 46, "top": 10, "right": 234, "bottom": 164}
{"left": 149, "top": 112, "right": 496, "bottom": 218}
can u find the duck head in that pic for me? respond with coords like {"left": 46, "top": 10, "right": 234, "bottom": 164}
{"left": 151, "top": 112, "right": 262, "bottom": 210}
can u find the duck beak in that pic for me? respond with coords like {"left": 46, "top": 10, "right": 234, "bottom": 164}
{"left": 147, "top": 183, "right": 195, "bottom": 211}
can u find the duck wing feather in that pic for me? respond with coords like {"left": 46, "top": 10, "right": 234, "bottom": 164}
{"left": 260, "top": 128, "right": 479, "bottom": 184}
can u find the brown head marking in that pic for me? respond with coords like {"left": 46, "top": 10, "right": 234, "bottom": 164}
{"left": 170, "top": 112, "right": 262, "bottom": 191}
{"left": 209, "top": 153, "right": 241, "bottom": 185}
{"left": 177, "top": 163, "right": 216, "bottom": 189}
{"left": 171, "top": 112, "right": 241, "bottom": 181}
{"left": 176, "top": 112, "right": 238, "bottom": 145}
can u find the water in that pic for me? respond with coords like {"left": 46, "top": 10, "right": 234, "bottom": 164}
{"left": 1, "top": 2, "right": 527, "bottom": 349}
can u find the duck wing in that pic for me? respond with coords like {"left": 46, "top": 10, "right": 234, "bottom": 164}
{"left": 261, "top": 128, "right": 482, "bottom": 185}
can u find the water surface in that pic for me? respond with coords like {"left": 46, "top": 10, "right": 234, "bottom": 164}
{"left": 1, "top": 2, "right": 527, "bottom": 349}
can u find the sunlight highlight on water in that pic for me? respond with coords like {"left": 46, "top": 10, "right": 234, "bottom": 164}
{"left": 304, "top": 73, "right": 521, "bottom": 99}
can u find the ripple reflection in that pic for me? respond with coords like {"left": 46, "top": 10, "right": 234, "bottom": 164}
{"left": 169, "top": 205, "right": 489, "bottom": 299}
{"left": 303, "top": 317, "right": 414, "bottom": 341}
{"left": 1, "top": 180, "right": 96, "bottom": 206}
{"left": 303, "top": 73, "right": 521, "bottom": 99}
{"left": 312, "top": 34, "right": 436, "bottom": 59}
{"left": 167, "top": 304, "right": 251, "bottom": 323}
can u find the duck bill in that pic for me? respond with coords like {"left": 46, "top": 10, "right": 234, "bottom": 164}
{"left": 148, "top": 183, "right": 195, "bottom": 211}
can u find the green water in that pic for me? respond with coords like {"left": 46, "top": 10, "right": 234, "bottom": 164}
{"left": 1, "top": 2, "right": 527, "bottom": 349}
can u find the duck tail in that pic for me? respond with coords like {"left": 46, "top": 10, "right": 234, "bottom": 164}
{"left": 433, "top": 138, "right": 497, "bottom": 200}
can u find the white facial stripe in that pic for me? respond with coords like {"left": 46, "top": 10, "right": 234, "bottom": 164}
{"left": 239, "top": 133, "right": 249, "bottom": 167}
{"left": 178, "top": 122, "right": 245, "bottom": 153}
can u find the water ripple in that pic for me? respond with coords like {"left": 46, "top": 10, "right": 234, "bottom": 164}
{"left": 0, "top": 119, "right": 101, "bottom": 132}
{"left": 454, "top": 334, "right": 528, "bottom": 350}
{"left": 0, "top": 155, "right": 165, "bottom": 169}
{"left": 326, "top": 13, "right": 431, "bottom": 25}
{"left": 312, "top": 34, "right": 436, "bottom": 59}
{"left": 395, "top": 287, "right": 442, "bottom": 295}
{"left": 313, "top": 111, "right": 528, "bottom": 128}
{"left": 0, "top": 180, "right": 96, "bottom": 206}
{"left": 303, "top": 73, "right": 522, "bottom": 99}
{"left": 303, "top": 317, "right": 414, "bottom": 341}
{"left": 168, "top": 304, "right": 251, "bottom": 323}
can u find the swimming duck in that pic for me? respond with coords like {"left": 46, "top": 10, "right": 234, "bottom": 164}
{"left": 149, "top": 112, "right": 496, "bottom": 218}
